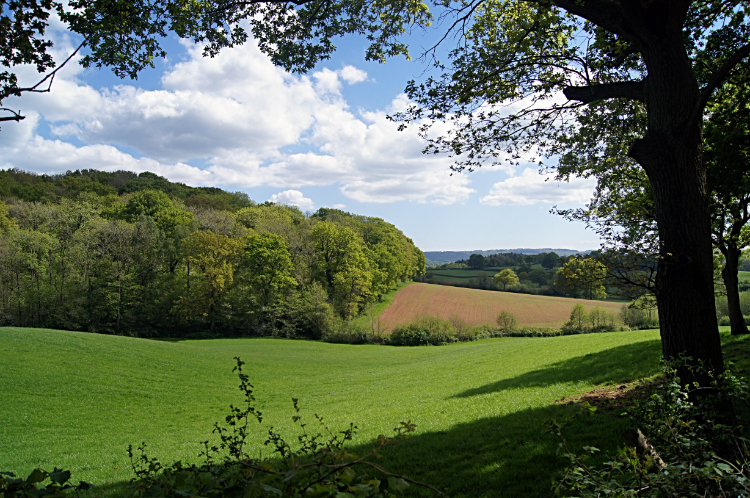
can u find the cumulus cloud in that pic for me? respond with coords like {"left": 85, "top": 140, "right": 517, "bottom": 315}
{"left": 0, "top": 35, "right": 475, "bottom": 205}
{"left": 480, "top": 168, "right": 596, "bottom": 206}
{"left": 338, "top": 66, "right": 367, "bottom": 84}
{"left": 268, "top": 190, "right": 315, "bottom": 210}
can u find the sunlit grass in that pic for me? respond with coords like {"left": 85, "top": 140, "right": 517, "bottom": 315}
{"left": 4, "top": 327, "right": 745, "bottom": 496}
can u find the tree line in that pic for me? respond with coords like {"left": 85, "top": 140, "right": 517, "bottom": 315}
{"left": 0, "top": 169, "right": 425, "bottom": 338}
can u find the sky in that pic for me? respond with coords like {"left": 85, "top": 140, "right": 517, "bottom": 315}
{"left": 0, "top": 17, "right": 602, "bottom": 252}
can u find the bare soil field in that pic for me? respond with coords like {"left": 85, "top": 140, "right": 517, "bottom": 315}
{"left": 377, "top": 283, "right": 626, "bottom": 331}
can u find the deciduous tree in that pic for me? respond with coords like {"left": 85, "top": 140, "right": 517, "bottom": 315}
{"left": 493, "top": 268, "right": 518, "bottom": 290}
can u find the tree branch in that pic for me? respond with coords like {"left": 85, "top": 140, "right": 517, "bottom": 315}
{"left": 549, "top": 0, "right": 630, "bottom": 39}
{"left": 690, "top": 43, "right": 750, "bottom": 129}
{"left": 563, "top": 81, "right": 644, "bottom": 103}
{"left": 0, "top": 108, "right": 25, "bottom": 123}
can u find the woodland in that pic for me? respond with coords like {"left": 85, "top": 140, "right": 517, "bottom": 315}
{"left": 0, "top": 169, "right": 425, "bottom": 337}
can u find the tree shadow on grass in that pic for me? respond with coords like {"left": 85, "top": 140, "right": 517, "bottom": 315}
{"left": 451, "top": 339, "right": 663, "bottom": 399}
{"left": 353, "top": 402, "right": 629, "bottom": 498}
{"left": 76, "top": 404, "right": 625, "bottom": 498}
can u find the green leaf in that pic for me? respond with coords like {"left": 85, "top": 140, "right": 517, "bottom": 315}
{"left": 261, "top": 484, "right": 282, "bottom": 495}
{"left": 716, "top": 462, "right": 733, "bottom": 472}
{"left": 26, "top": 469, "right": 48, "bottom": 484}
{"left": 48, "top": 469, "right": 70, "bottom": 485}
{"left": 387, "top": 477, "right": 409, "bottom": 492}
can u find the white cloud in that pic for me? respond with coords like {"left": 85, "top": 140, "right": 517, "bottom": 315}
{"left": 331, "top": 203, "right": 346, "bottom": 209}
{"left": 338, "top": 66, "right": 367, "bottom": 84}
{"left": 480, "top": 168, "right": 595, "bottom": 206}
{"left": 0, "top": 35, "right": 476, "bottom": 205}
{"left": 268, "top": 190, "right": 315, "bottom": 210}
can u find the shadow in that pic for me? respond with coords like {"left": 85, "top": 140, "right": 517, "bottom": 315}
{"left": 79, "top": 480, "right": 131, "bottom": 498}
{"left": 349, "top": 403, "right": 629, "bottom": 498}
{"left": 452, "top": 339, "right": 663, "bottom": 399}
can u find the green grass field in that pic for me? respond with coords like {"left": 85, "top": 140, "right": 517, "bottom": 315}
{"left": 2, "top": 327, "right": 748, "bottom": 497}
{"left": 739, "top": 270, "right": 750, "bottom": 281}
{"left": 426, "top": 265, "right": 545, "bottom": 282}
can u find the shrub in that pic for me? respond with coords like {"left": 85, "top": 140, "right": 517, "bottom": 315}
{"left": 0, "top": 468, "right": 92, "bottom": 498}
{"left": 322, "top": 316, "right": 382, "bottom": 344}
{"left": 496, "top": 310, "right": 518, "bottom": 332}
{"left": 387, "top": 316, "right": 457, "bottom": 346}
{"left": 719, "top": 316, "right": 732, "bottom": 326}
{"left": 499, "top": 327, "right": 561, "bottom": 338}
{"left": 620, "top": 301, "right": 659, "bottom": 330}
{"left": 549, "top": 357, "right": 750, "bottom": 497}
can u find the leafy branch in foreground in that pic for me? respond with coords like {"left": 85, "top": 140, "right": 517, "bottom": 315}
{"left": 0, "top": 468, "right": 93, "bottom": 498}
{"left": 548, "top": 357, "right": 750, "bottom": 497}
{"left": 127, "top": 357, "right": 442, "bottom": 498}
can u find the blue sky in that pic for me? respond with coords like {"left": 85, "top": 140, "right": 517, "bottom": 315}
{"left": 0, "top": 19, "right": 601, "bottom": 252}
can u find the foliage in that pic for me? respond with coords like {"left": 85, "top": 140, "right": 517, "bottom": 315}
{"left": 555, "top": 257, "right": 607, "bottom": 300}
{"left": 387, "top": 316, "right": 457, "bottom": 346}
{"left": 493, "top": 269, "right": 519, "bottom": 290}
{"left": 0, "top": 169, "right": 424, "bottom": 337}
{"left": 620, "top": 304, "right": 659, "bottom": 331}
{"left": 126, "top": 357, "right": 438, "bottom": 498}
{"left": 496, "top": 310, "right": 518, "bottom": 332}
{"left": 549, "top": 357, "right": 750, "bottom": 497}
{"left": 0, "top": 468, "right": 92, "bottom": 498}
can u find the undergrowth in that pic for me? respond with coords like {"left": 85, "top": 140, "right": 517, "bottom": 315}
{"left": 549, "top": 356, "right": 750, "bottom": 497}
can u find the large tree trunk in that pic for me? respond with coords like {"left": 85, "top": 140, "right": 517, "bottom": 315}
{"left": 722, "top": 244, "right": 749, "bottom": 335}
{"left": 626, "top": 9, "right": 724, "bottom": 385}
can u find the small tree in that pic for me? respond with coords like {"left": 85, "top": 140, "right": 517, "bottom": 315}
{"left": 566, "top": 304, "right": 589, "bottom": 331}
{"left": 496, "top": 310, "right": 518, "bottom": 333}
{"left": 493, "top": 269, "right": 519, "bottom": 290}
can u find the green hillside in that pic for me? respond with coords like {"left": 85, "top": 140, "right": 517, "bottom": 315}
{"left": 0, "top": 327, "right": 662, "bottom": 497}
{"left": 2, "top": 327, "right": 748, "bottom": 497}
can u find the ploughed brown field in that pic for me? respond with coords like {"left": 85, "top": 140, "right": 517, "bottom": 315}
{"left": 378, "top": 283, "right": 626, "bottom": 330}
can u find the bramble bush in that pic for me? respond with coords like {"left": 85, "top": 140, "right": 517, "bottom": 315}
{"left": 548, "top": 357, "right": 750, "bottom": 497}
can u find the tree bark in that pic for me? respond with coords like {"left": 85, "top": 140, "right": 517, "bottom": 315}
{"left": 624, "top": 5, "right": 724, "bottom": 384}
{"left": 722, "top": 244, "right": 749, "bottom": 335}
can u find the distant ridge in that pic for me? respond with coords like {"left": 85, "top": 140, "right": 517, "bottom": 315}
{"left": 424, "top": 248, "right": 589, "bottom": 265}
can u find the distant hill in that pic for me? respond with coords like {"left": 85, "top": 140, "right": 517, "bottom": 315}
{"left": 424, "top": 248, "right": 589, "bottom": 265}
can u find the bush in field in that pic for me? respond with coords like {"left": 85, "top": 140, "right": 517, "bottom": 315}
{"left": 496, "top": 310, "right": 518, "bottom": 333}
{"left": 388, "top": 316, "right": 457, "bottom": 346}
{"left": 322, "top": 316, "right": 383, "bottom": 344}
{"left": 449, "top": 316, "right": 481, "bottom": 341}
{"left": 563, "top": 304, "right": 620, "bottom": 333}
{"left": 620, "top": 304, "right": 660, "bottom": 330}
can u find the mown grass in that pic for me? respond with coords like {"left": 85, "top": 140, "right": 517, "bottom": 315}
{"left": 2, "top": 327, "right": 748, "bottom": 497}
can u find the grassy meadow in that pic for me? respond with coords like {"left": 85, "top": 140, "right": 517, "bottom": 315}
{"left": 425, "top": 266, "right": 544, "bottom": 284}
{"left": 2, "top": 327, "right": 749, "bottom": 497}
{"left": 377, "top": 283, "right": 625, "bottom": 331}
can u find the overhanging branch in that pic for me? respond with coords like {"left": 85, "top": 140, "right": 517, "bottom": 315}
{"left": 689, "top": 43, "right": 750, "bottom": 129}
{"left": 0, "top": 109, "right": 25, "bottom": 123}
{"left": 563, "top": 81, "right": 644, "bottom": 103}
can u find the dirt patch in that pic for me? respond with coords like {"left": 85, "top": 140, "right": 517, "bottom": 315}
{"left": 554, "top": 378, "right": 663, "bottom": 412}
